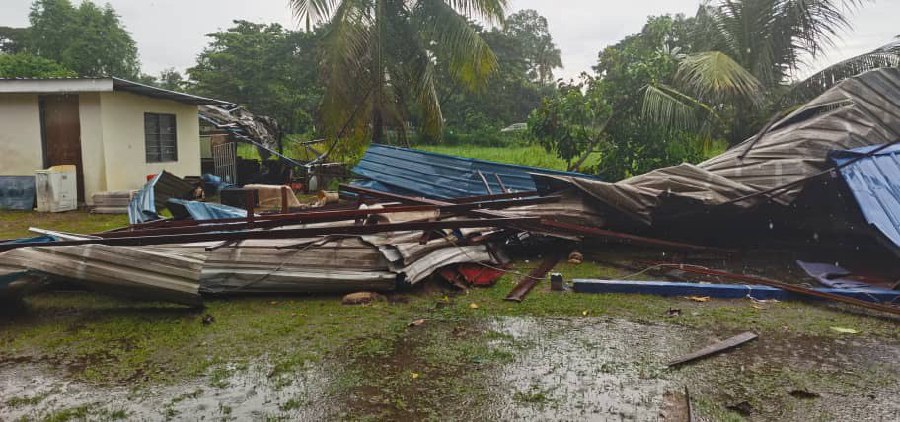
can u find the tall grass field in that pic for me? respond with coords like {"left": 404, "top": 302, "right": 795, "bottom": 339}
{"left": 415, "top": 144, "right": 600, "bottom": 171}
{"left": 237, "top": 141, "right": 597, "bottom": 172}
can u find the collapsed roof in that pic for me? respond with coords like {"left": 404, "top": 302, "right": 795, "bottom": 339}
{"left": 536, "top": 68, "right": 900, "bottom": 226}
{"left": 199, "top": 104, "right": 283, "bottom": 155}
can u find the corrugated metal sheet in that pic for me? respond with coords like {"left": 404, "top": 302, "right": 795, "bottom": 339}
{"left": 0, "top": 245, "right": 204, "bottom": 305}
{"left": 166, "top": 198, "right": 247, "bottom": 220}
{"left": 535, "top": 68, "right": 900, "bottom": 225}
{"left": 196, "top": 237, "right": 398, "bottom": 295}
{"left": 128, "top": 171, "right": 194, "bottom": 224}
{"left": 350, "top": 144, "right": 602, "bottom": 199}
{"left": 830, "top": 143, "right": 900, "bottom": 251}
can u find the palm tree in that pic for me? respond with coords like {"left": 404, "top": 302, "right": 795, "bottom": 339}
{"left": 642, "top": 0, "right": 873, "bottom": 143}
{"left": 290, "top": 0, "right": 506, "bottom": 145}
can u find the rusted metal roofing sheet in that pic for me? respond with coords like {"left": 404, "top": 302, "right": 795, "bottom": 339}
{"left": 830, "top": 143, "right": 900, "bottom": 252}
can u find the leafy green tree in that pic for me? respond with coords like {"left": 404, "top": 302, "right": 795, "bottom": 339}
{"left": 503, "top": 9, "right": 562, "bottom": 86}
{"left": 27, "top": 0, "right": 73, "bottom": 61}
{"left": 528, "top": 77, "right": 611, "bottom": 170}
{"left": 0, "top": 27, "right": 28, "bottom": 54}
{"left": 436, "top": 20, "right": 552, "bottom": 143}
{"left": 643, "top": 0, "right": 872, "bottom": 143}
{"left": 531, "top": 14, "right": 725, "bottom": 180}
{"left": 137, "top": 68, "right": 186, "bottom": 91}
{"left": 0, "top": 52, "right": 75, "bottom": 78}
{"left": 27, "top": 0, "right": 139, "bottom": 77}
{"left": 187, "top": 21, "right": 322, "bottom": 133}
{"left": 156, "top": 68, "right": 186, "bottom": 91}
{"left": 290, "top": 0, "right": 505, "bottom": 144}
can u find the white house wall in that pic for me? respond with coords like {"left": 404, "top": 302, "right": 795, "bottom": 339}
{"left": 99, "top": 91, "right": 200, "bottom": 194}
{"left": 79, "top": 93, "right": 106, "bottom": 204}
{"left": 0, "top": 94, "right": 43, "bottom": 176}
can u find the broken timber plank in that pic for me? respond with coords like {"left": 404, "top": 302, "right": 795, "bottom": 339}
{"left": 667, "top": 332, "right": 757, "bottom": 367}
{"left": 504, "top": 251, "right": 566, "bottom": 302}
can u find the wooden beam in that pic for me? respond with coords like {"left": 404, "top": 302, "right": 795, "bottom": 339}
{"left": 504, "top": 251, "right": 567, "bottom": 302}
{"left": 667, "top": 332, "right": 758, "bottom": 367}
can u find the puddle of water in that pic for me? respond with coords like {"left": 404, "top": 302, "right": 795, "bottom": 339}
{"left": 484, "top": 316, "right": 701, "bottom": 421}
{"left": 0, "top": 361, "right": 333, "bottom": 421}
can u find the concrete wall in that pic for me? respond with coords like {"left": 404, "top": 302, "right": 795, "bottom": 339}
{"left": 0, "top": 91, "right": 200, "bottom": 204}
{"left": 78, "top": 93, "right": 106, "bottom": 203}
{"left": 99, "top": 91, "right": 200, "bottom": 193}
{"left": 0, "top": 94, "right": 43, "bottom": 176}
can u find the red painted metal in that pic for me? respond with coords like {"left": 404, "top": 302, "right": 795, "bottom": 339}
{"left": 440, "top": 264, "right": 507, "bottom": 287}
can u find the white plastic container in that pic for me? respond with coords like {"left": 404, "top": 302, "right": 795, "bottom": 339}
{"left": 35, "top": 165, "right": 78, "bottom": 212}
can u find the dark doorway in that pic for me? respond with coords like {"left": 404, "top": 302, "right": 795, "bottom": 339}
{"left": 39, "top": 94, "right": 84, "bottom": 202}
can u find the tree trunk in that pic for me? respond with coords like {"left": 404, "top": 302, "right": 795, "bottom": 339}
{"left": 373, "top": 112, "right": 384, "bottom": 144}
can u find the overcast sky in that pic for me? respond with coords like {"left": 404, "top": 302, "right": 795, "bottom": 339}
{"left": 2, "top": 0, "right": 898, "bottom": 80}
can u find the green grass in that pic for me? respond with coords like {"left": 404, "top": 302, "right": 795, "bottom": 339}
{"left": 237, "top": 140, "right": 589, "bottom": 172}
{"left": 0, "top": 210, "right": 128, "bottom": 240}
{"left": 1, "top": 211, "right": 898, "bottom": 420}
{"left": 415, "top": 144, "right": 601, "bottom": 171}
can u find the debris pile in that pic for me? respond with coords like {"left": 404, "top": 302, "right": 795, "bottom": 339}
{"left": 0, "top": 69, "right": 898, "bottom": 319}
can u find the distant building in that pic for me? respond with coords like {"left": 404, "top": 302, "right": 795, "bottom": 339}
{"left": 0, "top": 77, "right": 231, "bottom": 205}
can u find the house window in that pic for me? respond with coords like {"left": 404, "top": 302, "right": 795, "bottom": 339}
{"left": 144, "top": 113, "right": 178, "bottom": 162}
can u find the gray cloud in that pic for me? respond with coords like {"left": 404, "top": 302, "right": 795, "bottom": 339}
{"left": 2, "top": 0, "right": 897, "bottom": 80}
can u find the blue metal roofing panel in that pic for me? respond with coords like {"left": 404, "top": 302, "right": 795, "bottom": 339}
{"left": 128, "top": 173, "right": 163, "bottom": 224}
{"left": 166, "top": 198, "right": 247, "bottom": 221}
{"left": 830, "top": 143, "right": 900, "bottom": 251}
{"left": 350, "top": 144, "right": 602, "bottom": 199}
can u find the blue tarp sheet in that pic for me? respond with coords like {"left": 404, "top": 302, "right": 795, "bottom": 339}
{"left": 830, "top": 143, "right": 900, "bottom": 252}
{"left": 0, "top": 235, "right": 56, "bottom": 287}
{"left": 349, "top": 144, "right": 602, "bottom": 199}
{"left": 166, "top": 198, "right": 247, "bottom": 221}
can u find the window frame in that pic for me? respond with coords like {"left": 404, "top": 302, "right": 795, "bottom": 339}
{"left": 144, "top": 112, "right": 178, "bottom": 163}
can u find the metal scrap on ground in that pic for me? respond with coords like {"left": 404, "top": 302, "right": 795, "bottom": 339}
{"left": 1, "top": 70, "right": 899, "bottom": 319}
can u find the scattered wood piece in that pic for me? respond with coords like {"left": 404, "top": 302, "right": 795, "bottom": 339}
{"left": 667, "top": 331, "right": 758, "bottom": 367}
{"left": 504, "top": 251, "right": 567, "bottom": 302}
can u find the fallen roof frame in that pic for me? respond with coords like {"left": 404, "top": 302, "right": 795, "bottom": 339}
{"left": 0, "top": 218, "right": 540, "bottom": 252}
{"left": 342, "top": 184, "right": 715, "bottom": 252}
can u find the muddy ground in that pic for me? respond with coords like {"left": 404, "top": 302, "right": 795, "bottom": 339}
{"left": 1, "top": 254, "right": 898, "bottom": 421}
